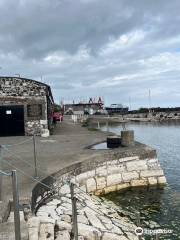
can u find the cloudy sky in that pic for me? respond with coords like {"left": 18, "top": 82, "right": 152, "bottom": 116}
{"left": 0, "top": 0, "right": 180, "bottom": 108}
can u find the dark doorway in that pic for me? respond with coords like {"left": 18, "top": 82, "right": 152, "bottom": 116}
{"left": 0, "top": 105, "right": 25, "bottom": 136}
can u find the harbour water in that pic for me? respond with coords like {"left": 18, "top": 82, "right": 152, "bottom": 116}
{"left": 100, "top": 121, "right": 180, "bottom": 239}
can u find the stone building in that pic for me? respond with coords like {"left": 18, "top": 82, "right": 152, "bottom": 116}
{"left": 0, "top": 77, "right": 54, "bottom": 136}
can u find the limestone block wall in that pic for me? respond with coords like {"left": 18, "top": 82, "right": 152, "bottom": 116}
{"left": 30, "top": 145, "right": 167, "bottom": 240}
{"left": 74, "top": 156, "right": 166, "bottom": 196}
{"left": 32, "top": 145, "right": 166, "bottom": 212}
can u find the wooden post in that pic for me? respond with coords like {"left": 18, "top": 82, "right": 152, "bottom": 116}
{"left": 12, "top": 170, "right": 21, "bottom": 240}
{"left": 70, "top": 183, "right": 78, "bottom": 240}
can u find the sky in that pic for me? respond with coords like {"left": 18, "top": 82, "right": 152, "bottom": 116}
{"left": 0, "top": 0, "right": 180, "bottom": 109}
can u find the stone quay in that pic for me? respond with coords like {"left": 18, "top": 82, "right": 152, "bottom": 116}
{"left": 28, "top": 127, "right": 166, "bottom": 240}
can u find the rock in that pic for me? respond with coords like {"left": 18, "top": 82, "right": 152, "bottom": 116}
{"left": 130, "top": 179, "right": 148, "bottom": 187}
{"left": 28, "top": 216, "right": 40, "bottom": 228}
{"left": 56, "top": 220, "right": 72, "bottom": 232}
{"left": 41, "top": 129, "right": 50, "bottom": 137}
{"left": 107, "top": 174, "right": 122, "bottom": 186}
{"left": 40, "top": 218, "right": 55, "bottom": 224}
{"left": 126, "top": 160, "right": 148, "bottom": 171}
{"left": 61, "top": 197, "right": 72, "bottom": 204}
{"left": 148, "top": 177, "right": 158, "bottom": 185}
{"left": 96, "top": 177, "right": 106, "bottom": 189}
{"left": 104, "top": 185, "right": 117, "bottom": 194}
{"left": 78, "top": 223, "right": 101, "bottom": 240}
{"left": 98, "top": 215, "right": 112, "bottom": 224}
{"left": 116, "top": 183, "right": 130, "bottom": 191}
{"left": 125, "top": 232, "right": 139, "bottom": 240}
{"left": 76, "top": 171, "right": 95, "bottom": 185}
{"left": 108, "top": 160, "right": 119, "bottom": 165}
{"left": 86, "top": 178, "right": 97, "bottom": 192}
{"left": 102, "top": 232, "right": 127, "bottom": 240}
{"left": 140, "top": 170, "right": 164, "bottom": 178}
{"left": 119, "top": 156, "right": 139, "bottom": 163}
{"left": 28, "top": 217, "right": 40, "bottom": 240}
{"left": 107, "top": 164, "right": 125, "bottom": 175}
{"left": 95, "top": 189, "right": 105, "bottom": 196}
{"left": 61, "top": 215, "right": 71, "bottom": 223}
{"left": 28, "top": 227, "right": 39, "bottom": 240}
{"left": 84, "top": 209, "right": 106, "bottom": 230}
{"left": 122, "top": 171, "right": 139, "bottom": 182}
{"left": 60, "top": 184, "right": 70, "bottom": 195}
{"left": 78, "top": 236, "right": 85, "bottom": 240}
{"left": 55, "top": 207, "right": 63, "bottom": 216}
{"left": 39, "top": 219, "right": 55, "bottom": 240}
{"left": 111, "top": 225, "right": 123, "bottom": 235}
{"left": 104, "top": 223, "right": 114, "bottom": 230}
{"left": 61, "top": 202, "right": 72, "bottom": 210}
{"left": 158, "top": 176, "right": 167, "bottom": 185}
{"left": 56, "top": 230, "right": 70, "bottom": 240}
{"left": 78, "top": 215, "right": 89, "bottom": 224}
{"left": 96, "top": 166, "right": 108, "bottom": 177}
{"left": 46, "top": 199, "right": 60, "bottom": 206}
{"left": 63, "top": 210, "right": 72, "bottom": 216}
{"left": 149, "top": 220, "right": 161, "bottom": 229}
{"left": 79, "top": 185, "right": 87, "bottom": 192}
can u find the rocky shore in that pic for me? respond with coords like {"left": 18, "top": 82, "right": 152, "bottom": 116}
{"left": 31, "top": 183, "right": 139, "bottom": 240}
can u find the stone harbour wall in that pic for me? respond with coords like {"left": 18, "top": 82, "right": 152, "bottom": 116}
{"left": 74, "top": 156, "right": 166, "bottom": 196}
{"left": 30, "top": 186, "right": 140, "bottom": 240}
{"left": 29, "top": 145, "right": 167, "bottom": 240}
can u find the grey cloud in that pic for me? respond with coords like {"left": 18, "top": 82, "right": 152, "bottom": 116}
{"left": 0, "top": 0, "right": 180, "bottom": 108}
{"left": 2, "top": 0, "right": 178, "bottom": 58}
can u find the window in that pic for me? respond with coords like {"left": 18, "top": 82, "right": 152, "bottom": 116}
{"left": 27, "top": 104, "right": 42, "bottom": 118}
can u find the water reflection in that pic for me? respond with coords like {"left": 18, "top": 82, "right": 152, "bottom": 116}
{"left": 91, "top": 142, "right": 109, "bottom": 150}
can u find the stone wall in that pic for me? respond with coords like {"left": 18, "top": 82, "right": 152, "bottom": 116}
{"left": 74, "top": 156, "right": 166, "bottom": 196}
{"left": 0, "top": 77, "right": 47, "bottom": 97}
{"left": 0, "top": 77, "right": 53, "bottom": 136}
{"left": 124, "top": 111, "right": 180, "bottom": 121}
{"left": 29, "top": 144, "right": 167, "bottom": 240}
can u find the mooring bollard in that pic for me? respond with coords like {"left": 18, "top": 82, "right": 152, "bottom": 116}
{"left": 121, "top": 130, "right": 134, "bottom": 147}
{"left": 107, "top": 136, "right": 121, "bottom": 148}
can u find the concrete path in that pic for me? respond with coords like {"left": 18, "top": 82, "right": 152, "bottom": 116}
{"left": 0, "top": 119, "right": 108, "bottom": 202}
